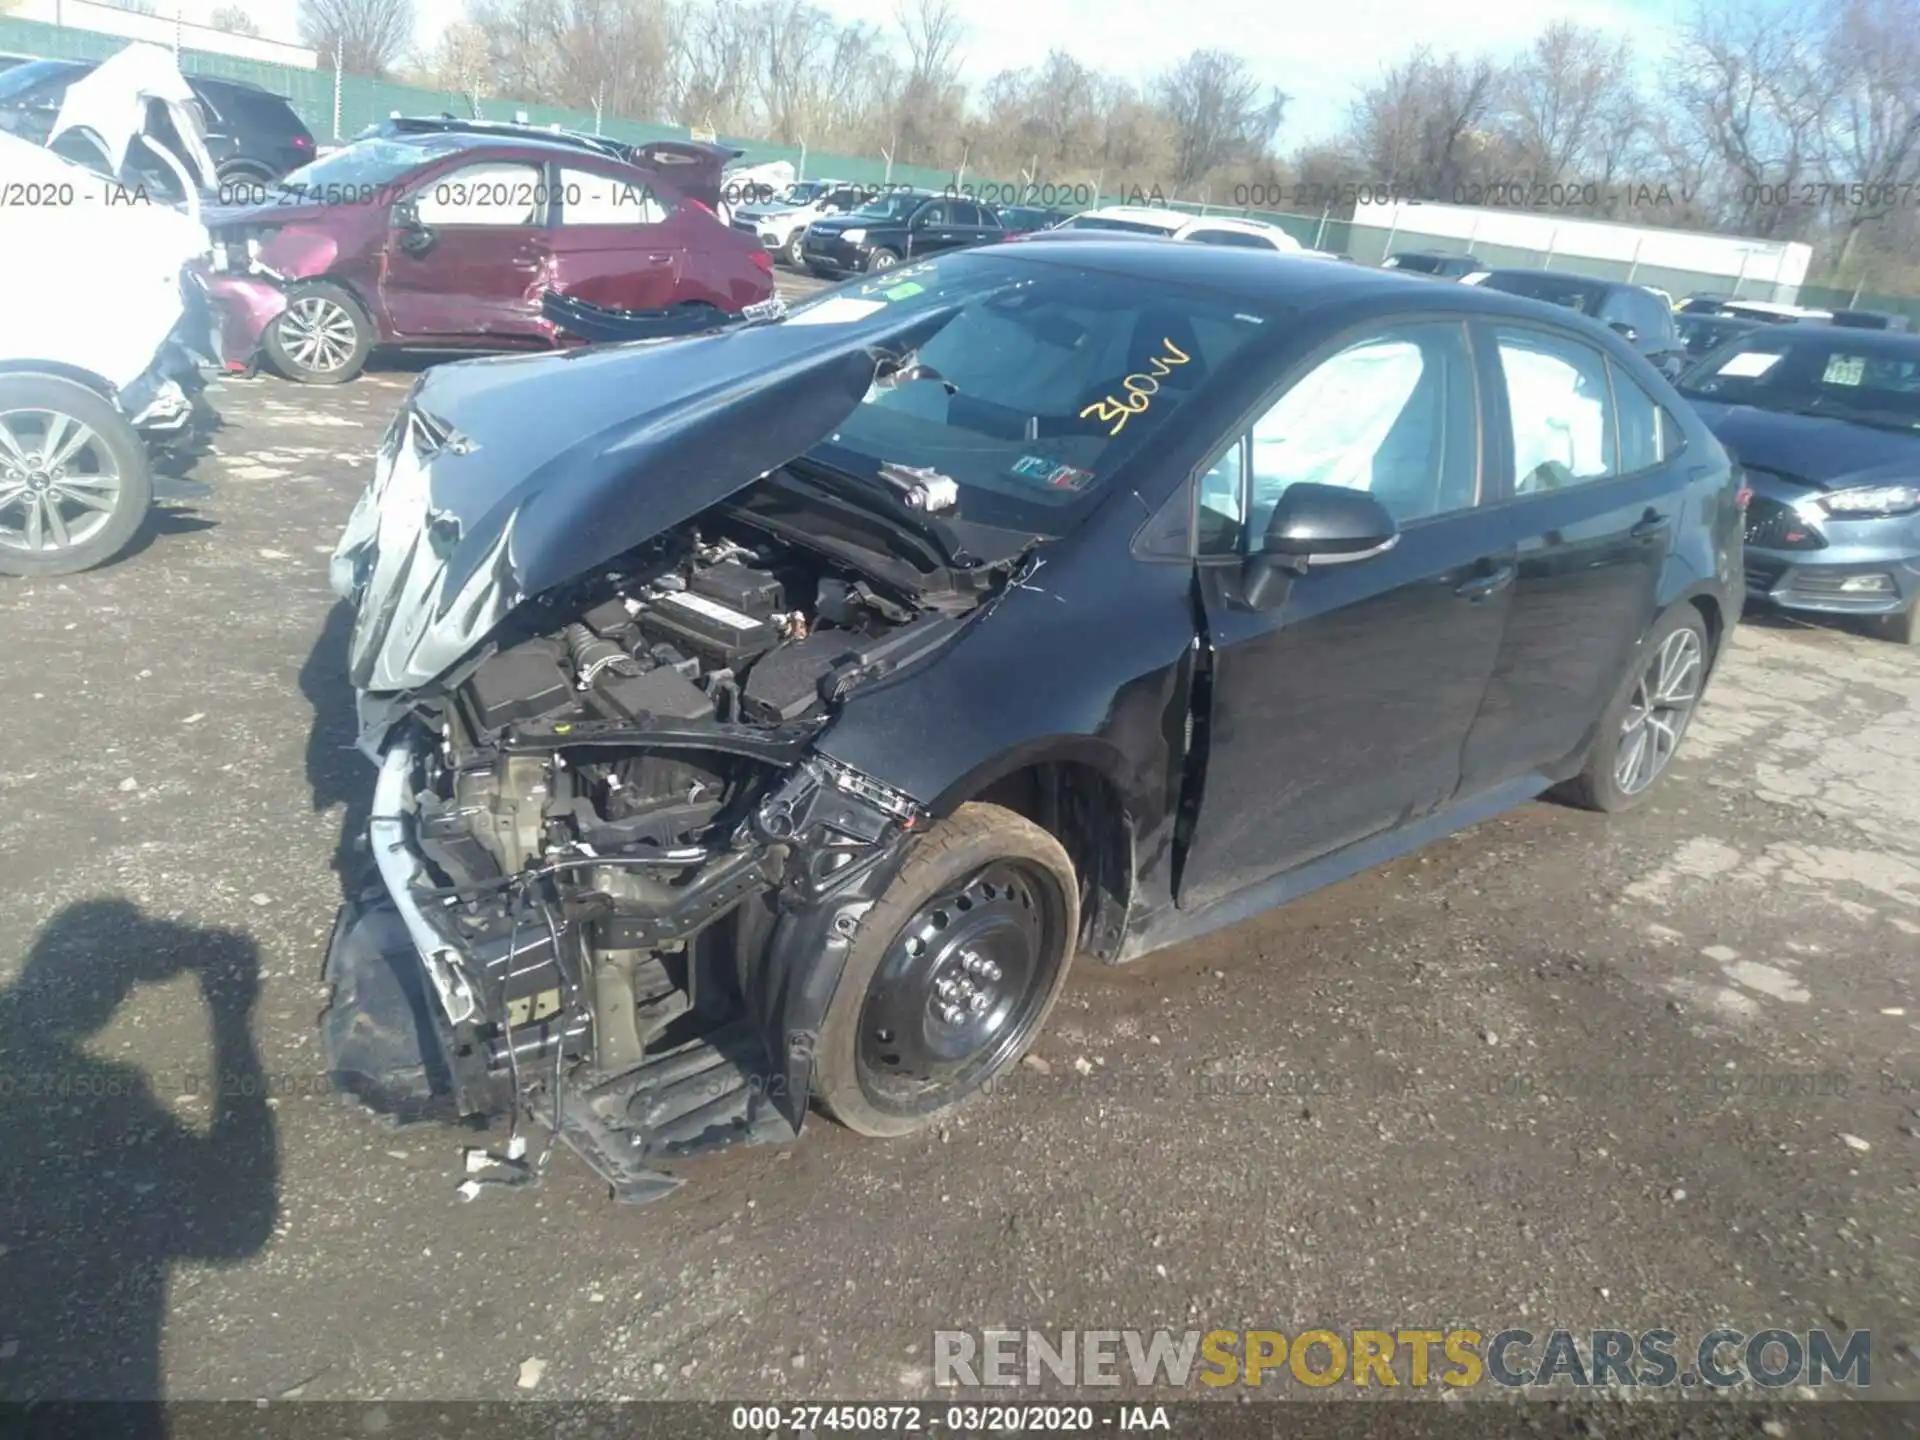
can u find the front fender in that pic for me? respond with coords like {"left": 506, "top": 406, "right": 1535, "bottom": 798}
{"left": 257, "top": 225, "right": 340, "bottom": 279}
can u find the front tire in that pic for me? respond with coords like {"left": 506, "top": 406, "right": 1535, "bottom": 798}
{"left": 1559, "top": 607, "right": 1710, "bottom": 813}
{"left": 1872, "top": 606, "right": 1919, "bottom": 646}
{"left": 865, "top": 247, "right": 900, "bottom": 272}
{"left": 0, "top": 374, "right": 152, "bottom": 577}
{"left": 814, "top": 803, "right": 1079, "bottom": 1138}
{"left": 784, "top": 230, "right": 807, "bottom": 268}
{"left": 266, "top": 280, "right": 373, "bottom": 384}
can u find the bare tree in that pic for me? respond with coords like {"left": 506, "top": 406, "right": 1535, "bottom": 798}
{"left": 1154, "top": 49, "right": 1285, "bottom": 188}
{"left": 670, "top": 0, "right": 758, "bottom": 134}
{"left": 300, "top": 0, "right": 417, "bottom": 77}
{"left": 426, "top": 21, "right": 493, "bottom": 115}
{"left": 211, "top": 4, "right": 262, "bottom": 34}
{"left": 1817, "top": 0, "right": 1920, "bottom": 265}
{"left": 1500, "top": 22, "right": 1640, "bottom": 185}
{"left": 1347, "top": 47, "right": 1501, "bottom": 199}
{"left": 1666, "top": 0, "right": 1835, "bottom": 237}
{"left": 895, "top": 0, "right": 963, "bottom": 88}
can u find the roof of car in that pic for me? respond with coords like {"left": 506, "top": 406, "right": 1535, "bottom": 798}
{"left": 993, "top": 237, "right": 1643, "bottom": 323}
{"left": 1070, "top": 205, "right": 1190, "bottom": 228}
{"left": 1480, "top": 268, "right": 1617, "bottom": 289}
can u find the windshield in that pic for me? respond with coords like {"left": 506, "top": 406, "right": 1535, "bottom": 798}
{"left": 849, "top": 191, "right": 925, "bottom": 220}
{"left": 777, "top": 251, "right": 1273, "bottom": 537}
{"left": 1061, "top": 215, "right": 1177, "bottom": 236}
{"left": 1478, "top": 272, "right": 1607, "bottom": 314}
{"left": 0, "top": 59, "right": 79, "bottom": 104}
{"left": 277, "top": 137, "right": 453, "bottom": 191}
{"left": 1676, "top": 335, "right": 1920, "bottom": 429}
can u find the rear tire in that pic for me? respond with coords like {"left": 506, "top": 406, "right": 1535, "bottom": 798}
{"left": 1558, "top": 607, "right": 1710, "bottom": 813}
{"left": 0, "top": 374, "right": 152, "bottom": 578}
{"left": 266, "top": 280, "right": 373, "bottom": 384}
{"left": 814, "top": 803, "right": 1079, "bottom": 1138}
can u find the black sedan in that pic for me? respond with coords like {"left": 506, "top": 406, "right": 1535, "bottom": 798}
{"left": 322, "top": 242, "right": 1742, "bottom": 1203}
{"left": 1469, "top": 268, "right": 1688, "bottom": 377}
{"left": 801, "top": 191, "right": 1004, "bottom": 276}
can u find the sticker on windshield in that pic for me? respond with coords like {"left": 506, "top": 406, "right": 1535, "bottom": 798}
{"left": 882, "top": 280, "right": 925, "bottom": 301}
{"left": 1079, "top": 338, "right": 1192, "bottom": 435}
{"left": 1717, "top": 350, "right": 1784, "bottom": 379}
{"left": 787, "top": 296, "right": 888, "bottom": 326}
{"left": 1821, "top": 354, "right": 1867, "bottom": 387}
{"left": 1010, "top": 455, "right": 1095, "bottom": 491}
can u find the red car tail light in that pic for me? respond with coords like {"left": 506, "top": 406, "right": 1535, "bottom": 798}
{"left": 750, "top": 250, "right": 773, "bottom": 275}
{"left": 293, "top": 134, "right": 314, "bottom": 151}
{"left": 1735, "top": 478, "right": 1753, "bottom": 511}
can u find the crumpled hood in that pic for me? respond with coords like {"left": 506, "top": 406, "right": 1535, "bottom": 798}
{"left": 331, "top": 303, "right": 959, "bottom": 695}
{"left": 202, "top": 198, "right": 333, "bottom": 231}
{"left": 1691, "top": 400, "right": 1920, "bottom": 488}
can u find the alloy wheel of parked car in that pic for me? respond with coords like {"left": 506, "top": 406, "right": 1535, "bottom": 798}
{"left": 784, "top": 230, "right": 807, "bottom": 267}
{"left": 866, "top": 248, "right": 899, "bottom": 271}
{"left": 0, "top": 376, "right": 152, "bottom": 577}
{"left": 1614, "top": 624, "right": 1704, "bottom": 796}
{"left": 267, "top": 282, "right": 373, "bottom": 384}
{"left": 1560, "top": 609, "right": 1709, "bottom": 812}
{"left": 815, "top": 803, "right": 1079, "bottom": 1137}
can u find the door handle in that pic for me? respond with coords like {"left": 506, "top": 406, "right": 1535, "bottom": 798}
{"left": 1630, "top": 510, "right": 1669, "bottom": 541}
{"left": 1455, "top": 562, "right": 1516, "bottom": 601}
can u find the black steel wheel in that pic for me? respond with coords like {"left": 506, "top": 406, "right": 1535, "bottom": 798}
{"left": 815, "top": 803, "right": 1079, "bottom": 1137}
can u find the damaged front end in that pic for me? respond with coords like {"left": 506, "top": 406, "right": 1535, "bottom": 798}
{"left": 323, "top": 308, "right": 1013, "bottom": 1202}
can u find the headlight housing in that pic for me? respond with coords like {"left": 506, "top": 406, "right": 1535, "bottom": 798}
{"left": 841, "top": 227, "right": 867, "bottom": 245}
{"left": 1817, "top": 483, "right": 1920, "bottom": 518}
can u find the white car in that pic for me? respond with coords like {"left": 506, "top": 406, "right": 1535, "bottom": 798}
{"left": 1053, "top": 205, "right": 1308, "bottom": 252}
{"left": 731, "top": 179, "right": 870, "bottom": 267}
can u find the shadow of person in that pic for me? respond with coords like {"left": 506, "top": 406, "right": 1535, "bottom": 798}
{"left": 302, "top": 600, "right": 373, "bottom": 895}
{"left": 0, "top": 899, "right": 278, "bottom": 1423}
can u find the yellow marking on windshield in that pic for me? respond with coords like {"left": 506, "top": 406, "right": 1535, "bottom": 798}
{"left": 1079, "top": 338, "right": 1192, "bottom": 435}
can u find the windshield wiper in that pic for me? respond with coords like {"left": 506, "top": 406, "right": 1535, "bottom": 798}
{"left": 782, "top": 455, "right": 975, "bottom": 567}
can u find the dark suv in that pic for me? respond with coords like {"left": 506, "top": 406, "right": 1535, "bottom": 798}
{"left": 205, "top": 119, "right": 775, "bottom": 383}
{"left": 1470, "top": 269, "right": 1687, "bottom": 376}
{"left": 801, "top": 190, "right": 1005, "bottom": 275}
{"left": 0, "top": 58, "right": 314, "bottom": 184}
{"left": 1383, "top": 250, "right": 1484, "bottom": 279}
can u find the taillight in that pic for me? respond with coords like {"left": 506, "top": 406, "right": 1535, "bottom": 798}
{"left": 1735, "top": 477, "right": 1753, "bottom": 510}
{"left": 293, "top": 134, "right": 314, "bottom": 150}
{"left": 688, "top": 198, "right": 714, "bottom": 214}
{"left": 750, "top": 250, "right": 772, "bottom": 274}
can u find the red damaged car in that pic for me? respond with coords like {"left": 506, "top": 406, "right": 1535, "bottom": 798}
{"left": 206, "top": 118, "right": 776, "bottom": 383}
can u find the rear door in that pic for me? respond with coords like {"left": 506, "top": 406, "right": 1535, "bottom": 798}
{"left": 904, "top": 198, "right": 954, "bottom": 258}
{"left": 380, "top": 157, "right": 551, "bottom": 340}
{"left": 1179, "top": 318, "right": 1515, "bottom": 908}
{"left": 1458, "top": 323, "right": 1695, "bottom": 790}
{"left": 543, "top": 162, "right": 683, "bottom": 314}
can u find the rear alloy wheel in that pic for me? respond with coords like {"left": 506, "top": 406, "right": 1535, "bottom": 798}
{"left": 814, "top": 803, "right": 1079, "bottom": 1138}
{"left": 0, "top": 375, "right": 152, "bottom": 577}
{"left": 865, "top": 247, "right": 900, "bottom": 272}
{"left": 266, "top": 281, "right": 372, "bottom": 384}
{"left": 1560, "top": 609, "right": 1709, "bottom": 813}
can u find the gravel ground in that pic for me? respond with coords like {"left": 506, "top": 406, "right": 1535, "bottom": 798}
{"left": 1, "top": 288, "right": 1916, "bottom": 1423}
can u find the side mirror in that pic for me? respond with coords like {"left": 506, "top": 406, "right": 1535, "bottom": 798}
{"left": 394, "top": 198, "right": 435, "bottom": 254}
{"left": 1241, "top": 483, "right": 1399, "bottom": 609}
{"left": 1609, "top": 321, "right": 1640, "bottom": 343}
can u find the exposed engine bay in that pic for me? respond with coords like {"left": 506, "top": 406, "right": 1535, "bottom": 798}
{"left": 332, "top": 504, "right": 1018, "bottom": 1202}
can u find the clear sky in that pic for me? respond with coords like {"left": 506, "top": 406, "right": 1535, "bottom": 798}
{"left": 240, "top": 0, "right": 1681, "bottom": 146}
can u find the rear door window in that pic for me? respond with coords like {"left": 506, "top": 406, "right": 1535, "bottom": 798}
{"left": 558, "top": 165, "right": 667, "bottom": 225}
{"left": 1491, "top": 326, "right": 1619, "bottom": 491}
{"left": 415, "top": 161, "right": 543, "bottom": 226}
{"left": 1610, "top": 361, "right": 1683, "bottom": 473}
